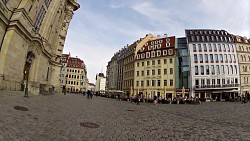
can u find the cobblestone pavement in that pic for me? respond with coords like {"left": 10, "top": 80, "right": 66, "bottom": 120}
{"left": 0, "top": 91, "right": 250, "bottom": 141}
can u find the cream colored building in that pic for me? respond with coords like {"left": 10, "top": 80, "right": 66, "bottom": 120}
{"left": 234, "top": 35, "right": 250, "bottom": 96}
{"left": 0, "top": 0, "right": 79, "bottom": 94}
{"left": 64, "top": 56, "right": 87, "bottom": 93}
{"left": 134, "top": 35, "right": 176, "bottom": 100}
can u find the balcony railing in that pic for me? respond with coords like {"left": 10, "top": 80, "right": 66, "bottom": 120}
{"left": 195, "top": 84, "right": 239, "bottom": 89}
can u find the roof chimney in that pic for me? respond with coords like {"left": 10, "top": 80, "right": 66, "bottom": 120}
{"left": 164, "top": 34, "right": 167, "bottom": 37}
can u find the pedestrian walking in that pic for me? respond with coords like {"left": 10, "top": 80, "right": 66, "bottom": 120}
{"left": 154, "top": 95, "right": 157, "bottom": 105}
{"left": 136, "top": 94, "right": 141, "bottom": 105}
{"left": 87, "top": 90, "right": 90, "bottom": 99}
{"left": 62, "top": 85, "right": 66, "bottom": 95}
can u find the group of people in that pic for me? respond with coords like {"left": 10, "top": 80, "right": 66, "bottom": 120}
{"left": 86, "top": 89, "right": 94, "bottom": 99}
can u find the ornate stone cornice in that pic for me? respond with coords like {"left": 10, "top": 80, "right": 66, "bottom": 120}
{"left": 68, "top": 0, "right": 80, "bottom": 11}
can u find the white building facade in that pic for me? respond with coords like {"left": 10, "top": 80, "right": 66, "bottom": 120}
{"left": 186, "top": 29, "right": 240, "bottom": 101}
{"left": 95, "top": 73, "right": 106, "bottom": 94}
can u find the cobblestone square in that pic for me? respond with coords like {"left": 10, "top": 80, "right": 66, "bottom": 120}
{"left": 0, "top": 91, "right": 250, "bottom": 141}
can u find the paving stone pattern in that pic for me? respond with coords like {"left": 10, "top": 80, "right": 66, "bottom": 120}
{"left": 0, "top": 91, "right": 250, "bottom": 141}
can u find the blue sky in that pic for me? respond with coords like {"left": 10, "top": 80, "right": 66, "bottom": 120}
{"left": 64, "top": 0, "right": 250, "bottom": 83}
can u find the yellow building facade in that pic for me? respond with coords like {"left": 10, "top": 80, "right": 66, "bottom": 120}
{"left": 134, "top": 35, "right": 176, "bottom": 100}
{"left": 0, "top": 0, "right": 79, "bottom": 94}
{"left": 234, "top": 35, "right": 250, "bottom": 95}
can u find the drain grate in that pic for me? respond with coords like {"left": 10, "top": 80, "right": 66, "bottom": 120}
{"left": 80, "top": 122, "right": 100, "bottom": 128}
{"left": 14, "top": 106, "right": 29, "bottom": 111}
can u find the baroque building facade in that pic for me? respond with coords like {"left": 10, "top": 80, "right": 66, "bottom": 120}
{"left": 0, "top": 0, "right": 79, "bottom": 94}
{"left": 60, "top": 53, "right": 88, "bottom": 93}
{"left": 233, "top": 35, "right": 250, "bottom": 96}
{"left": 134, "top": 35, "right": 176, "bottom": 100}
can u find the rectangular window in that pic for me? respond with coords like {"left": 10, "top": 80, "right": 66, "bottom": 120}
{"left": 164, "top": 80, "right": 167, "bottom": 86}
{"left": 157, "top": 80, "right": 161, "bottom": 86}
{"left": 168, "top": 49, "right": 173, "bottom": 55}
{"left": 211, "top": 65, "right": 215, "bottom": 74}
{"left": 194, "top": 54, "right": 197, "bottom": 62}
{"left": 212, "top": 79, "right": 215, "bottom": 85}
{"left": 136, "top": 81, "right": 139, "bottom": 87}
{"left": 170, "top": 68, "right": 173, "bottom": 74}
{"left": 213, "top": 44, "right": 217, "bottom": 52}
{"left": 222, "top": 79, "right": 225, "bottom": 84}
{"left": 158, "top": 69, "right": 161, "bottom": 75}
{"left": 207, "top": 79, "right": 210, "bottom": 85}
{"left": 193, "top": 44, "right": 196, "bottom": 52}
{"left": 34, "top": 6, "right": 46, "bottom": 33}
{"left": 221, "top": 65, "right": 224, "bottom": 74}
{"left": 209, "top": 44, "right": 212, "bottom": 51}
{"left": 206, "top": 65, "right": 209, "bottom": 75}
{"left": 152, "top": 60, "right": 155, "bottom": 65}
{"left": 217, "top": 79, "right": 220, "bottom": 85}
{"left": 222, "top": 44, "right": 226, "bottom": 51}
{"left": 147, "top": 61, "right": 150, "bottom": 66}
{"left": 137, "top": 71, "right": 139, "bottom": 76}
{"left": 169, "top": 58, "right": 173, "bottom": 63}
{"left": 195, "top": 79, "right": 199, "bottom": 86}
{"left": 164, "top": 59, "right": 167, "bottom": 64}
{"left": 203, "top": 44, "right": 207, "bottom": 51}
{"left": 152, "top": 69, "right": 155, "bottom": 75}
{"left": 199, "top": 54, "right": 203, "bottom": 62}
{"left": 141, "top": 71, "right": 144, "bottom": 76}
{"left": 140, "top": 81, "right": 144, "bottom": 86}
{"left": 220, "top": 54, "right": 223, "bottom": 62}
{"left": 210, "top": 54, "right": 213, "bottom": 62}
{"left": 147, "top": 80, "right": 150, "bottom": 86}
{"left": 164, "top": 69, "right": 167, "bottom": 74}
{"left": 216, "top": 65, "right": 220, "bottom": 74}
{"left": 151, "top": 51, "right": 155, "bottom": 57}
{"left": 218, "top": 44, "right": 221, "bottom": 51}
{"left": 137, "top": 63, "right": 139, "bottom": 67}
{"left": 142, "top": 62, "right": 144, "bottom": 66}
{"left": 215, "top": 54, "right": 218, "bottom": 62}
{"left": 198, "top": 44, "right": 202, "bottom": 51}
{"left": 170, "top": 79, "right": 173, "bottom": 86}
{"left": 201, "top": 66, "right": 204, "bottom": 75}
{"left": 152, "top": 80, "right": 155, "bottom": 86}
{"left": 205, "top": 54, "right": 208, "bottom": 62}
{"left": 157, "top": 50, "right": 161, "bottom": 56}
{"left": 201, "top": 79, "right": 205, "bottom": 86}
{"left": 195, "top": 66, "right": 198, "bottom": 75}
{"left": 146, "top": 52, "right": 150, "bottom": 58}
{"left": 158, "top": 60, "right": 161, "bottom": 64}
{"left": 147, "top": 70, "right": 150, "bottom": 75}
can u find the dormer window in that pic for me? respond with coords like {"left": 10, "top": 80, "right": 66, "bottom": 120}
{"left": 163, "top": 50, "right": 167, "bottom": 56}
{"left": 157, "top": 50, "right": 161, "bottom": 57}
{"left": 148, "top": 46, "right": 152, "bottom": 50}
{"left": 146, "top": 52, "right": 150, "bottom": 58}
{"left": 151, "top": 51, "right": 155, "bottom": 57}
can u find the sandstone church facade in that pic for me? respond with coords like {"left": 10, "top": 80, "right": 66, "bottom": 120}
{"left": 0, "top": 0, "right": 80, "bottom": 95}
